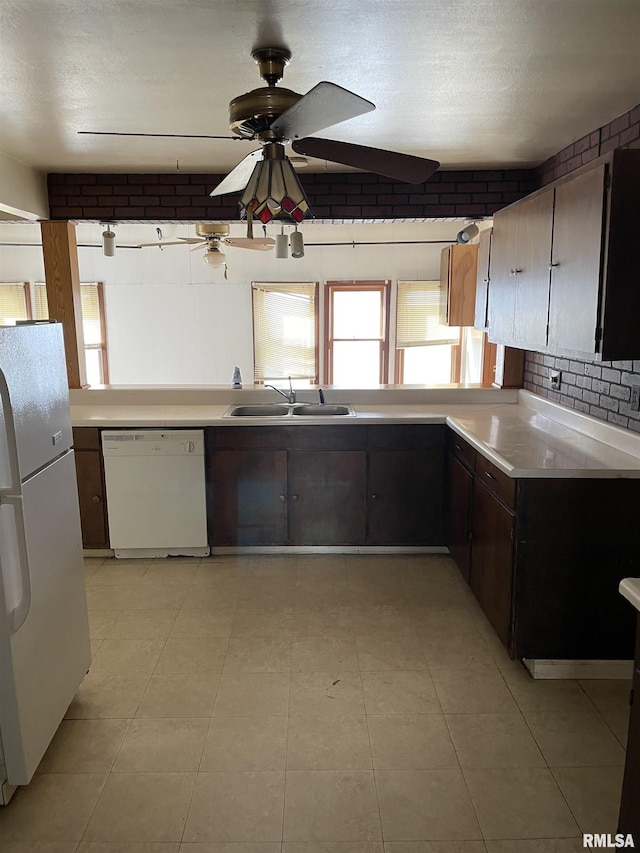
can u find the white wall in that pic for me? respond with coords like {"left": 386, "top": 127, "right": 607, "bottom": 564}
{"left": 0, "top": 220, "right": 462, "bottom": 385}
{"left": 0, "top": 152, "right": 48, "bottom": 220}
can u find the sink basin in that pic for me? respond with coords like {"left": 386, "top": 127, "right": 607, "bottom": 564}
{"left": 227, "top": 404, "right": 291, "bottom": 417}
{"left": 292, "top": 404, "right": 353, "bottom": 416}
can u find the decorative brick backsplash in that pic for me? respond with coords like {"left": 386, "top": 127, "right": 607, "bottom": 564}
{"left": 46, "top": 168, "right": 538, "bottom": 223}
{"left": 524, "top": 100, "right": 640, "bottom": 431}
{"left": 524, "top": 353, "right": 640, "bottom": 433}
{"left": 536, "top": 103, "right": 640, "bottom": 186}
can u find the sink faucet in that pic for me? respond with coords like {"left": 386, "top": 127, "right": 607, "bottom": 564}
{"left": 265, "top": 376, "right": 296, "bottom": 404}
{"left": 318, "top": 388, "right": 325, "bottom": 405}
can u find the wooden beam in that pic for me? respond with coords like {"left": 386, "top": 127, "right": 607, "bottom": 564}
{"left": 40, "top": 220, "right": 87, "bottom": 388}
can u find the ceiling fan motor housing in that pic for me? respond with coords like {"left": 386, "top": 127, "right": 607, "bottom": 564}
{"left": 229, "top": 87, "right": 301, "bottom": 138}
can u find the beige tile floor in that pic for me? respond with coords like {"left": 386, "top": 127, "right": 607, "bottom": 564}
{"left": 0, "top": 553, "right": 631, "bottom": 852}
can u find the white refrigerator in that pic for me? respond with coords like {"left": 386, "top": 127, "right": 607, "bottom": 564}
{"left": 0, "top": 322, "right": 91, "bottom": 804}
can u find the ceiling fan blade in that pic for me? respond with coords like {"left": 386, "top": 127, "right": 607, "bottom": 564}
{"left": 209, "top": 148, "right": 264, "bottom": 197}
{"left": 291, "top": 137, "right": 440, "bottom": 184}
{"left": 78, "top": 131, "right": 243, "bottom": 140}
{"left": 224, "top": 237, "right": 275, "bottom": 251}
{"left": 271, "top": 82, "right": 375, "bottom": 140}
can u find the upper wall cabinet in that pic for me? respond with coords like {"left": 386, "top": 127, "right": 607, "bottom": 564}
{"left": 474, "top": 227, "right": 492, "bottom": 332}
{"left": 487, "top": 149, "right": 640, "bottom": 361}
{"left": 439, "top": 244, "right": 478, "bottom": 326}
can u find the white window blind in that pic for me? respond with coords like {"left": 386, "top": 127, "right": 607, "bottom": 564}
{"left": 33, "top": 283, "right": 49, "bottom": 320}
{"left": 0, "top": 284, "right": 28, "bottom": 325}
{"left": 396, "top": 280, "right": 460, "bottom": 347}
{"left": 252, "top": 282, "right": 318, "bottom": 382}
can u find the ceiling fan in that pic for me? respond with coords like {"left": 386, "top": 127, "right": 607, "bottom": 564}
{"left": 79, "top": 46, "right": 440, "bottom": 228}
{"left": 138, "top": 223, "right": 274, "bottom": 272}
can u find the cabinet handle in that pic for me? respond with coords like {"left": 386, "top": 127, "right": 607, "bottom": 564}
{"left": 291, "top": 495, "right": 299, "bottom": 502}
{"left": 91, "top": 495, "right": 101, "bottom": 504}
{"left": 484, "top": 471, "right": 496, "bottom": 481}
{"left": 279, "top": 494, "right": 286, "bottom": 502}
{"left": 509, "top": 268, "right": 522, "bottom": 276}
{"left": 454, "top": 444, "right": 462, "bottom": 451}
{"left": 371, "top": 494, "right": 378, "bottom": 500}
{"left": 483, "top": 277, "right": 489, "bottom": 283}
{"left": 549, "top": 262, "right": 560, "bottom": 269}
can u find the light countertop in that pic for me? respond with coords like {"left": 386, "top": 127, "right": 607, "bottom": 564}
{"left": 70, "top": 388, "right": 640, "bottom": 479}
{"left": 620, "top": 578, "right": 640, "bottom": 613}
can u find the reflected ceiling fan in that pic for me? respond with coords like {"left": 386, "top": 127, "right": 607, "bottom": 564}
{"left": 80, "top": 46, "right": 440, "bottom": 230}
{"left": 138, "top": 223, "right": 274, "bottom": 272}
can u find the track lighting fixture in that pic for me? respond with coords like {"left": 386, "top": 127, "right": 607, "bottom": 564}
{"left": 275, "top": 225, "right": 289, "bottom": 259}
{"left": 456, "top": 223, "right": 480, "bottom": 244}
{"left": 101, "top": 224, "right": 116, "bottom": 256}
{"left": 290, "top": 227, "right": 304, "bottom": 258}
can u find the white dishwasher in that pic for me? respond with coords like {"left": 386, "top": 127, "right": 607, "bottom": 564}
{"left": 102, "top": 430, "right": 209, "bottom": 558}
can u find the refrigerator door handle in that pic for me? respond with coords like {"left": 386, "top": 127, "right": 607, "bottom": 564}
{"left": 0, "top": 367, "right": 22, "bottom": 494}
{"left": 0, "top": 494, "right": 32, "bottom": 633}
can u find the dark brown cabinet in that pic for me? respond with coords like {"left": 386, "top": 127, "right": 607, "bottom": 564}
{"left": 72, "top": 427, "right": 109, "bottom": 549}
{"left": 470, "top": 472, "right": 514, "bottom": 647}
{"left": 206, "top": 424, "right": 444, "bottom": 547}
{"left": 618, "top": 613, "right": 640, "bottom": 838}
{"left": 488, "top": 149, "right": 640, "bottom": 360}
{"left": 288, "top": 450, "right": 366, "bottom": 545}
{"left": 367, "top": 424, "right": 444, "bottom": 545}
{"left": 445, "top": 427, "right": 638, "bottom": 660}
{"left": 208, "top": 449, "right": 288, "bottom": 545}
{"left": 446, "top": 438, "right": 474, "bottom": 582}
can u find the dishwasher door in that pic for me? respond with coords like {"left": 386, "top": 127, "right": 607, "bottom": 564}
{"left": 101, "top": 430, "right": 209, "bottom": 558}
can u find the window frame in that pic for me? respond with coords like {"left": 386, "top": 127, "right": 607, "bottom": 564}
{"left": 33, "top": 281, "right": 109, "bottom": 385}
{"left": 324, "top": 280, "right": 391, "bottom": 385}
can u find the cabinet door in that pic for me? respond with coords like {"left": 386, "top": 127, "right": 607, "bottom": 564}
{"left": 470, "top": 479, "right": 514, "bottom": 646}
{"left": 618, "top": 617, "right": 640, "bottom": 837}
{"left": 368, "top": 449, "right": 444, "bottom": 545}
{"left": 547, "top": 164, "right": 606, "bottom": 354}
{"left": 74, "top": 450, "right": 109, "bottom": 549}
{"left": 288, "top": 450, "right": 366, "bottom": 545}
{"left": 512, "top": 190, "right": 554, "bottom": 349}
{"left": 487, "top": 206, "right": 518, "bottom": 343}
{"left": 208, "top": 449, "right": 287, "bottom": 545}
{"left": 446, "top": 453, "right": 473, "bottom": 582}
{"left": 474, "top": 228, "right": 492, "bottom": 331}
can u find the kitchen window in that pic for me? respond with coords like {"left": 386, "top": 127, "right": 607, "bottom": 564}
{"left": 325, "top": 281, "right": 390, "bottom": 385}
{"left": 0, "top": 283, "right": 31, "bottom": 325}
{"left": 252, "top": 282, "right": 319, "bottom": 386}
{"left": 0, "top": 281, "right": 109, "bottom": 386}
{"left": 395, "top": 280, "right": 483, "bottom": 383}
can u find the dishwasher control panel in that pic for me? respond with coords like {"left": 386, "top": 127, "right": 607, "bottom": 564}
{"left": 101, "top": 430, "right": 204, "bottom": 456}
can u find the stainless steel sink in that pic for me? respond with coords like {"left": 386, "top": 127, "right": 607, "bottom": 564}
{"left": 292, "top": 404, "right": 352, "bottom": 416}
{"left": 226, "top": 404, "right": 291, "bottom": 417}
{"left": 224, "top": 403, "right": 356, "bottom": 418}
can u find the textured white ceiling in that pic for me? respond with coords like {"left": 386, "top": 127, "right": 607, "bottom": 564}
{"left": 1, "top": 0, "right": 639, "bottom": 175}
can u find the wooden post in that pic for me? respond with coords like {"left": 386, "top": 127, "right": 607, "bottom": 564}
{"left": 40, "top": 221, "right": 87, "bottom": 388}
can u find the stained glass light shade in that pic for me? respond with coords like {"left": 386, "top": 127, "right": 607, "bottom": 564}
{"left": 239, "top": 144, "right": 310, "bottom": 225}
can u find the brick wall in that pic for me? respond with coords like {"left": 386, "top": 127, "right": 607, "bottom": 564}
{"left": 523, "top": 101, "right": 640, "bottom": 430}
{"left": 46, "top": 168, "right": 538, "bottom": 223}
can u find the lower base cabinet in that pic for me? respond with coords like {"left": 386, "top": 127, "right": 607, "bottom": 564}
{"left": 470, "top": 477, "right": 514, "bottom": 647}
{"left": 446, "top": 427, "right": 638, "bottom": 661}
{"left": 208, "top": 449, "right": 288, "bottom": 545}
{"left": 206, "top": 425, "right": 444, "bottom": 547}
{"left": 618, "top": 613, "right": 640, "bottom": 837}
{"left": 72, "top": 427, "right": 109, "bottom": 549}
